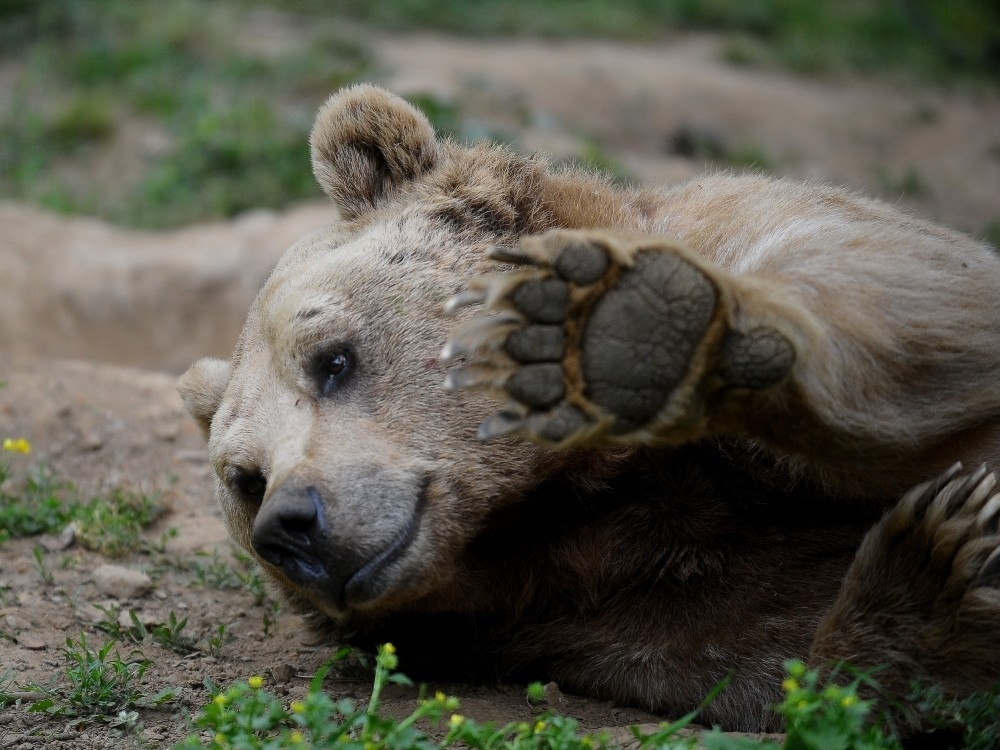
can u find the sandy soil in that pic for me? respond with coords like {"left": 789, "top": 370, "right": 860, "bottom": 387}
{"left": 1, "top": 30, "right": 998, "bottom": 749}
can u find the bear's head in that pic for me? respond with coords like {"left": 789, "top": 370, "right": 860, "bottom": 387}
{"left": 178, "top": 85, "right": 632, "bottom": 624}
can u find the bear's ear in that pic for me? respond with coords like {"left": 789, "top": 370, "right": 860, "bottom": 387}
{"left": 310, "top": 85, "right": 440, "bottom": 220}
{"left": 177, "top": 357, "right": 232, "bottom": 438}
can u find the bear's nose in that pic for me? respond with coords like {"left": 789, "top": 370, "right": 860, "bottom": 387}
{"left": 251, "top": 484, "right": 329, "bottom": 583}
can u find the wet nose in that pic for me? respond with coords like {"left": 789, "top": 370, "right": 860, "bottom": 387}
{"left": 251, "top": 484, "right": 328, "bottom": 583}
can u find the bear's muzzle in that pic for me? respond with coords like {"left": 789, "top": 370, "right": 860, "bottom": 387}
{"left": 250, "top": 476, "right": 425, "bottom": 613}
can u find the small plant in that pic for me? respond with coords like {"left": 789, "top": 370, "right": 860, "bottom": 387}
{"left": 0, "top": 581, "right": 13, "bottom": 607}
{"left": 95, "top": 605, "right": 198, "bottom": 655}
{"left": 229, "top": 547, "right": 284, "bottom": 636}
{"left": 204, "top": 623, "right": 236, "bottom": 657}
{"left": 94, "top": 605, "right": 147, "bottom": 644}
{"left": 232, "top": 547, "right": 270, "bottom": 605}
{"left": 191, "top": 548, "right": 243, "bottom": 590}
{"left": 25, "top": 633, "right": 178, "bottom": 719}
{"left": 150, "top": 611, "right": 197, "bottom": 655}
{"left": 261, "top": 597, "right": 281, "bottom": 638}
{"left": 73, "top": 489, "right": 164, "bottom": 557}
{"left": 32, "top": 544, "right": 54, "bottom": 585}
{"left": 0, "top": 444, "right": 75, "bottom": 544}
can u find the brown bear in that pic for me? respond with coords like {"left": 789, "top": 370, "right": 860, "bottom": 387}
{"left": 179, "top": 84, "right": 1000, "bottom": 733}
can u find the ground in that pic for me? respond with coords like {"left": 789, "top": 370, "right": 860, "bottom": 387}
{"left": 1, "top": 29, "right": 998, "bottom": 749}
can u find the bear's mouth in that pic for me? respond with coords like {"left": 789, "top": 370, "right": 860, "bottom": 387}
{"left": 340, "top": 490, "right": 426, "bottom": 609}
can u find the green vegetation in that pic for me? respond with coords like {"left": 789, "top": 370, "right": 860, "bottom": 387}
{"left": 874, "top": 166, "right": 928, "bottom": 199}
{"left": 171, "top": 644, "right": 1000, "bottom": 749}
{"left": 982, "top": 219, "right": 1000, "bottom": 251}
{"left": 0, "top": 449, "right": 164, "bottom": 555}
{"left": 0, "top": 461, "right": 74, "bottom": 542}
{"left": 0, "top": 1, "right": 996, "bottom": 228}
{"left": 18, "top": 633, "right": 178, "bottom": 720}
{"left": 0, "top": 0, "right": 370, "bottom": 227}
{"left": 299, "top": 0, "right": 1000, "bottom": 83}
{"left": 32, "top": 543, "right": 54, "bottom": 585}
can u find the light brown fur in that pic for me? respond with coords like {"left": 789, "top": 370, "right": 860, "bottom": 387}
{"left": 179, "top": 85, "right": 1000, "bottom": 733}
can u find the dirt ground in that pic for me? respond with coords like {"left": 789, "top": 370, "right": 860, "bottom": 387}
{"left": 1, "top": 30, "right": 999, "bottom": 749}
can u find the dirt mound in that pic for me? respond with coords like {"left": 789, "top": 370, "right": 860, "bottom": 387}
{"left": 0, "top": 202, "right": 333, "bottom": 374}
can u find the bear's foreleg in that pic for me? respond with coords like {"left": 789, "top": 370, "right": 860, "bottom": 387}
{"left": 443, "top": 227, "right": 1000, "bottom": 494}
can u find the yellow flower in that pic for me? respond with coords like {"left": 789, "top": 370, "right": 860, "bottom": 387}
{"left": 840, "top": 695, "right": 858, "bottom": 708}
{"left": 289, "top": 730, "right": 304, "bottom": 744}
{"left": 449, "top": 713, "right": 465, "bottom": 728}
{"left": 382, "top": 642, "right": 396, "bottom": 654}
{"left": 291, "top": 700, "right": 306, "bottom": 714}
{"left": 248, "top": 675, "right": 264, "bottom": 689}
{"left": 213, "top": 694, "right": 228, "bottom": 706}
{"left": 214, "top": 733, "right": 227, "bottom": 746}
{"left": 434, "top": 690, "right": 446, "bottom": 702}
{"left": 534, "top": 720, "right": 547, "bottom": 733}
{"left": 2, "top": 438, "right": 31, "bottom": 454}
{"left": 782, "top": 678, "right": 799, "bottom": 693}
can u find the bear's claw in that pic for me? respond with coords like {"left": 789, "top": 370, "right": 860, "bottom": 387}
{"left": 812, "top": 463, "right": 1000, "bottom": 697}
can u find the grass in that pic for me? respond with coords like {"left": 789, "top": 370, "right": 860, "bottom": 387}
{"left": 18, "top": 633, "right": 178, "bottom": 720}
{"left": 0, "top": 440, "right": 164, "bottom": 555}
{"left": 0, "top": 1, "right": 996, "bottom": 229}
{"left": 0, "top": 0, "right": 370, "bottom": 228}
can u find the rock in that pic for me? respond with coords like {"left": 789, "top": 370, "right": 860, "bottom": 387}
{"left": 92, "top": 564, "right": 153, "bottom": 599}
{"left": 2, "top": 613, "right": 30, "bottom": 632}
{"left": 118, "top": 608, "right": 162, "bottom": 629}
{"left": 271, "top": 663, "right": 296, "bottom": 684}
{"left": 38, "top": 524, "right": 76, "bottom": 552}
{"left": 542, "top": 681, "right": 564, "bottom": 705}
{"left": 18, "top": 636, "right": 46, "bottom": 650}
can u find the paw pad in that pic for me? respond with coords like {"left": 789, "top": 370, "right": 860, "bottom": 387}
{"left": 444, "top": 230, "right": 793, "bottom": 446}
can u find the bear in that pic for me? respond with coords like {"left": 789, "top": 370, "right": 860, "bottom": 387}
{"left": 178, "top": 84, "right": 1000, "bottom": 733}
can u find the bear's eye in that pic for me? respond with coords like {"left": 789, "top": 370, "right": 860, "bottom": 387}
{"left": 310, "top": 346, "right": 354, "bottom": 397}
{"left": 224, "top": 465, "right": 267, "bottom": 503}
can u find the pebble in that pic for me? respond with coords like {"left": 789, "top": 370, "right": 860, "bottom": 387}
{"left": 271, "top": 663, "right": 296, "bottom": 683}
{"left": 92, "top": 564, "right": 153, "bottom": 599}
{"left": 18, "top": 636, "right": 46, "bottom": 650}
{"left": 542, "top": 681, "right": 564, "bottom": 704}
{"left": 38, "top": 524, "right": 76, "bottom": 552}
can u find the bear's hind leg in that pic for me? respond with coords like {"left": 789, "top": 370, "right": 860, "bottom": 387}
{"left": 810, "top": 463, "right": 1000, "bottom": 728}
{"left": 443, "top": 229, "right": 794, "bottom": 447}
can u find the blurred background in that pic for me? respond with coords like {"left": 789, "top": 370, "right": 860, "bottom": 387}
{"left": 1, "top": 0, "right": 999, "bottom": 370}
{"left": 3, "top": 0, "right": 999, "bottom": 227}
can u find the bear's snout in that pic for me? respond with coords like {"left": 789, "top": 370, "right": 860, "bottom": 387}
{"left": 249, "top": 473, "right": 427, "bottom": 614}
{"left": 251, "top": 484, "right": 337, "bottom": 588}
